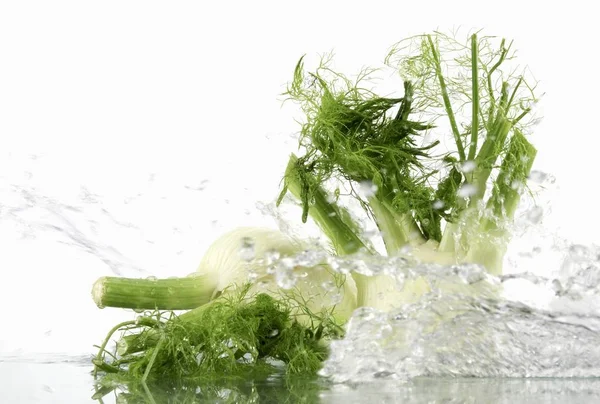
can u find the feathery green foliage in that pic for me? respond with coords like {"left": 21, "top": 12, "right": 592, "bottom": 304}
{"left": 279, "top": 31, "right": 539, "bottom": 267}
{"left": 92, "top": 287, "right": 343, "bottom": 400}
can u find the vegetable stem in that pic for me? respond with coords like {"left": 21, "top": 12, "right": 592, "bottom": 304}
{"left": 279, "top": 154, "right": 369, "bottom": 256}
{"left": 471, "top": 115, "right": 513, "bottom": 203}
{"left": 468, "top": 33, "right": 480, "bottom": 161}
{"left": 466, "top": 129, "right": 537, "bottom": 274}
{"left": 280, "top": 154, "right": 401, "bottom": 307}
{"left": 368, "top": 195, "right": 424, "bottom": 254}
{"left": 117, "top": 332, "right": 161, "bottom": 356}
{"left": 92, "top": 275, "right": 215, "bottom": 311}
{"left": 484, "top": 128, "right": 537, "bottom": 224}
{"left": 427, "top": 34, "right": 466, "bottom": 161}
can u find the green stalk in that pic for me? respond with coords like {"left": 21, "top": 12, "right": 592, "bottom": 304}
{"left": 92, "top": 275, "right": 215, "bottom": 311}
{"left": 427, "top": 34, "right": 466, "bottom": 161}
{"left": 279, "top": 154, "right": 368, "bottom": 256}
{"left": 485, "top": 39, "right": 510, "bottom": 124}
{"left": 438, "top": 112, "right": 512, "bottom": 258}
{"left": 468, "top": 33, "right": 480, "bottom": 162}
{"left": 117, "top": 332, "right": 162, "bottom": 356}
{"left": 280, "top": 154, "right": 397, "bottom": 307}
{"left": 485, "top": 128, "right": 537, "bottom": 223}
{"left": 471, "top": 112, "right": 513, "bottom": 203}
{"left": 368, "top": 195, "right": 424, "bottom": 255}
{"left": 466, "top": 129, "right": 537, "bottom": 274}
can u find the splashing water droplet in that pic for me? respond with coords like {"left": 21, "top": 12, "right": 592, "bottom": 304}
{"left": 528, "top": 170, "right": 555, "bottom": 184}
{"left": 247, "top": 269, "right": 259, "bottom": 282}
{"left": 294, "top": 249, "right": 325, "bottom": 267}
{"left": 264, "top": 248, "right": 281, "bottom": 265}
{"left": 526, "top": 206, "right": 544, "bottom": 224}
{"left": 296, "top": 270, "right": 309, "bottom": 278}
{"left": 275, "top": 259, "right": 296, "bottom": 289}
{"left": 569, "top": 244, "right": 588, "bottom": 257}
{"left": 330, "top": 292, "right": 343, "bottom": 305}
{"left": 457, "top": 184, "right": 477, "bottom": 198}
{"left": 459, "top": 160, "right": 477, "bottom": 173}
{"left": 359, "top": 181, "right": 378, "bottom": 197}
{"left": 551, "top": 279, "right": 564, "bottom": 296}
{"left": 239, "top": 237, "right": 255, "bottom": 261}
{"left": 456, "top": 264, "right": 486, "bottom": 284}
{"left": 511, "top": 180, "right": 524, "bottom": 191}
{"left": 432, "top": 200, "right": 445, "bottom": 210}
{"left": 322, "top": 280, "right": 336, "bottom": 292}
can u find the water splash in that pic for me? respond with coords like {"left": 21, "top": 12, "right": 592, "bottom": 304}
{"left": 0, "top": 152, "right": 217, "bottom": 277}
{"left": 320, "top": 249, "right": 600, "bottom": 383}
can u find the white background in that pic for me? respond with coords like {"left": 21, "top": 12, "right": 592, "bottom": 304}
{"left": 0, "top": 1, "right": 598, "bottom": 357}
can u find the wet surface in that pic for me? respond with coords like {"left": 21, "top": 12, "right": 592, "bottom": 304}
{"left": 3, "top": 359, "right": 600, "bottom": 403}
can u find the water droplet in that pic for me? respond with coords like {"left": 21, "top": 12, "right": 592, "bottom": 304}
{"left": 511, "top": 180, "right": 524, "bottom": 191}
{"left": 296, "top": 270, "right": 309, "bottom": 278}
{"left": 269, "top": 329, "right": 279, "bottom": 337}
{"left": 247, "top": 269, "right": 259, "bottom": 281}
{"left": 551, "top": 279, "right": 564, "bottom": 296}
{"left": 239, "top": 237, "right": 255, "bottom": 261}
{"left": 362, "top": 229, "right": 381, "bottom": 239}
{"left": 146, "top": 276, "right": 157, "bottom": 281}
{"left": 238, "top": 352, "right": 254, "bottom": 363}
{"left": 456, "top": 264, "right": 485, "bottom": 284}
{"left": 294, "top": 249, "right": 324, "bottom": 267}
{"left": 322, "top": 280, "right": 336, "bottom": 292}
{"left": 195, "top": 352, "right": 204, "bottom": 365}
{"left": 569, "top": 244, "right": 588, "bottom": 257}
{"left": 433, "top": 200, "right": 445, "bottom": 209}
{"left": 459, "top": 160, "right": 477, "bottom": 173}
{"left": 275, "top": 262, "right": 296, "bottom": 289}
{"left": 359, "top": 181, "right": 378, "bottom": 197}
{"left": 457, "top": 184, "right": 477, "bottom": 198}
{"left": 330, "top": 292, "right": 343, "bottom": 305}
{"left": 264, "top": 249, "right": 281, "bottom": 265}
{"left": 528, "top": 170, "right": 552, "bottom": 184}
{"left": 526, "top": 206, "right": 543, "bottom": 224}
